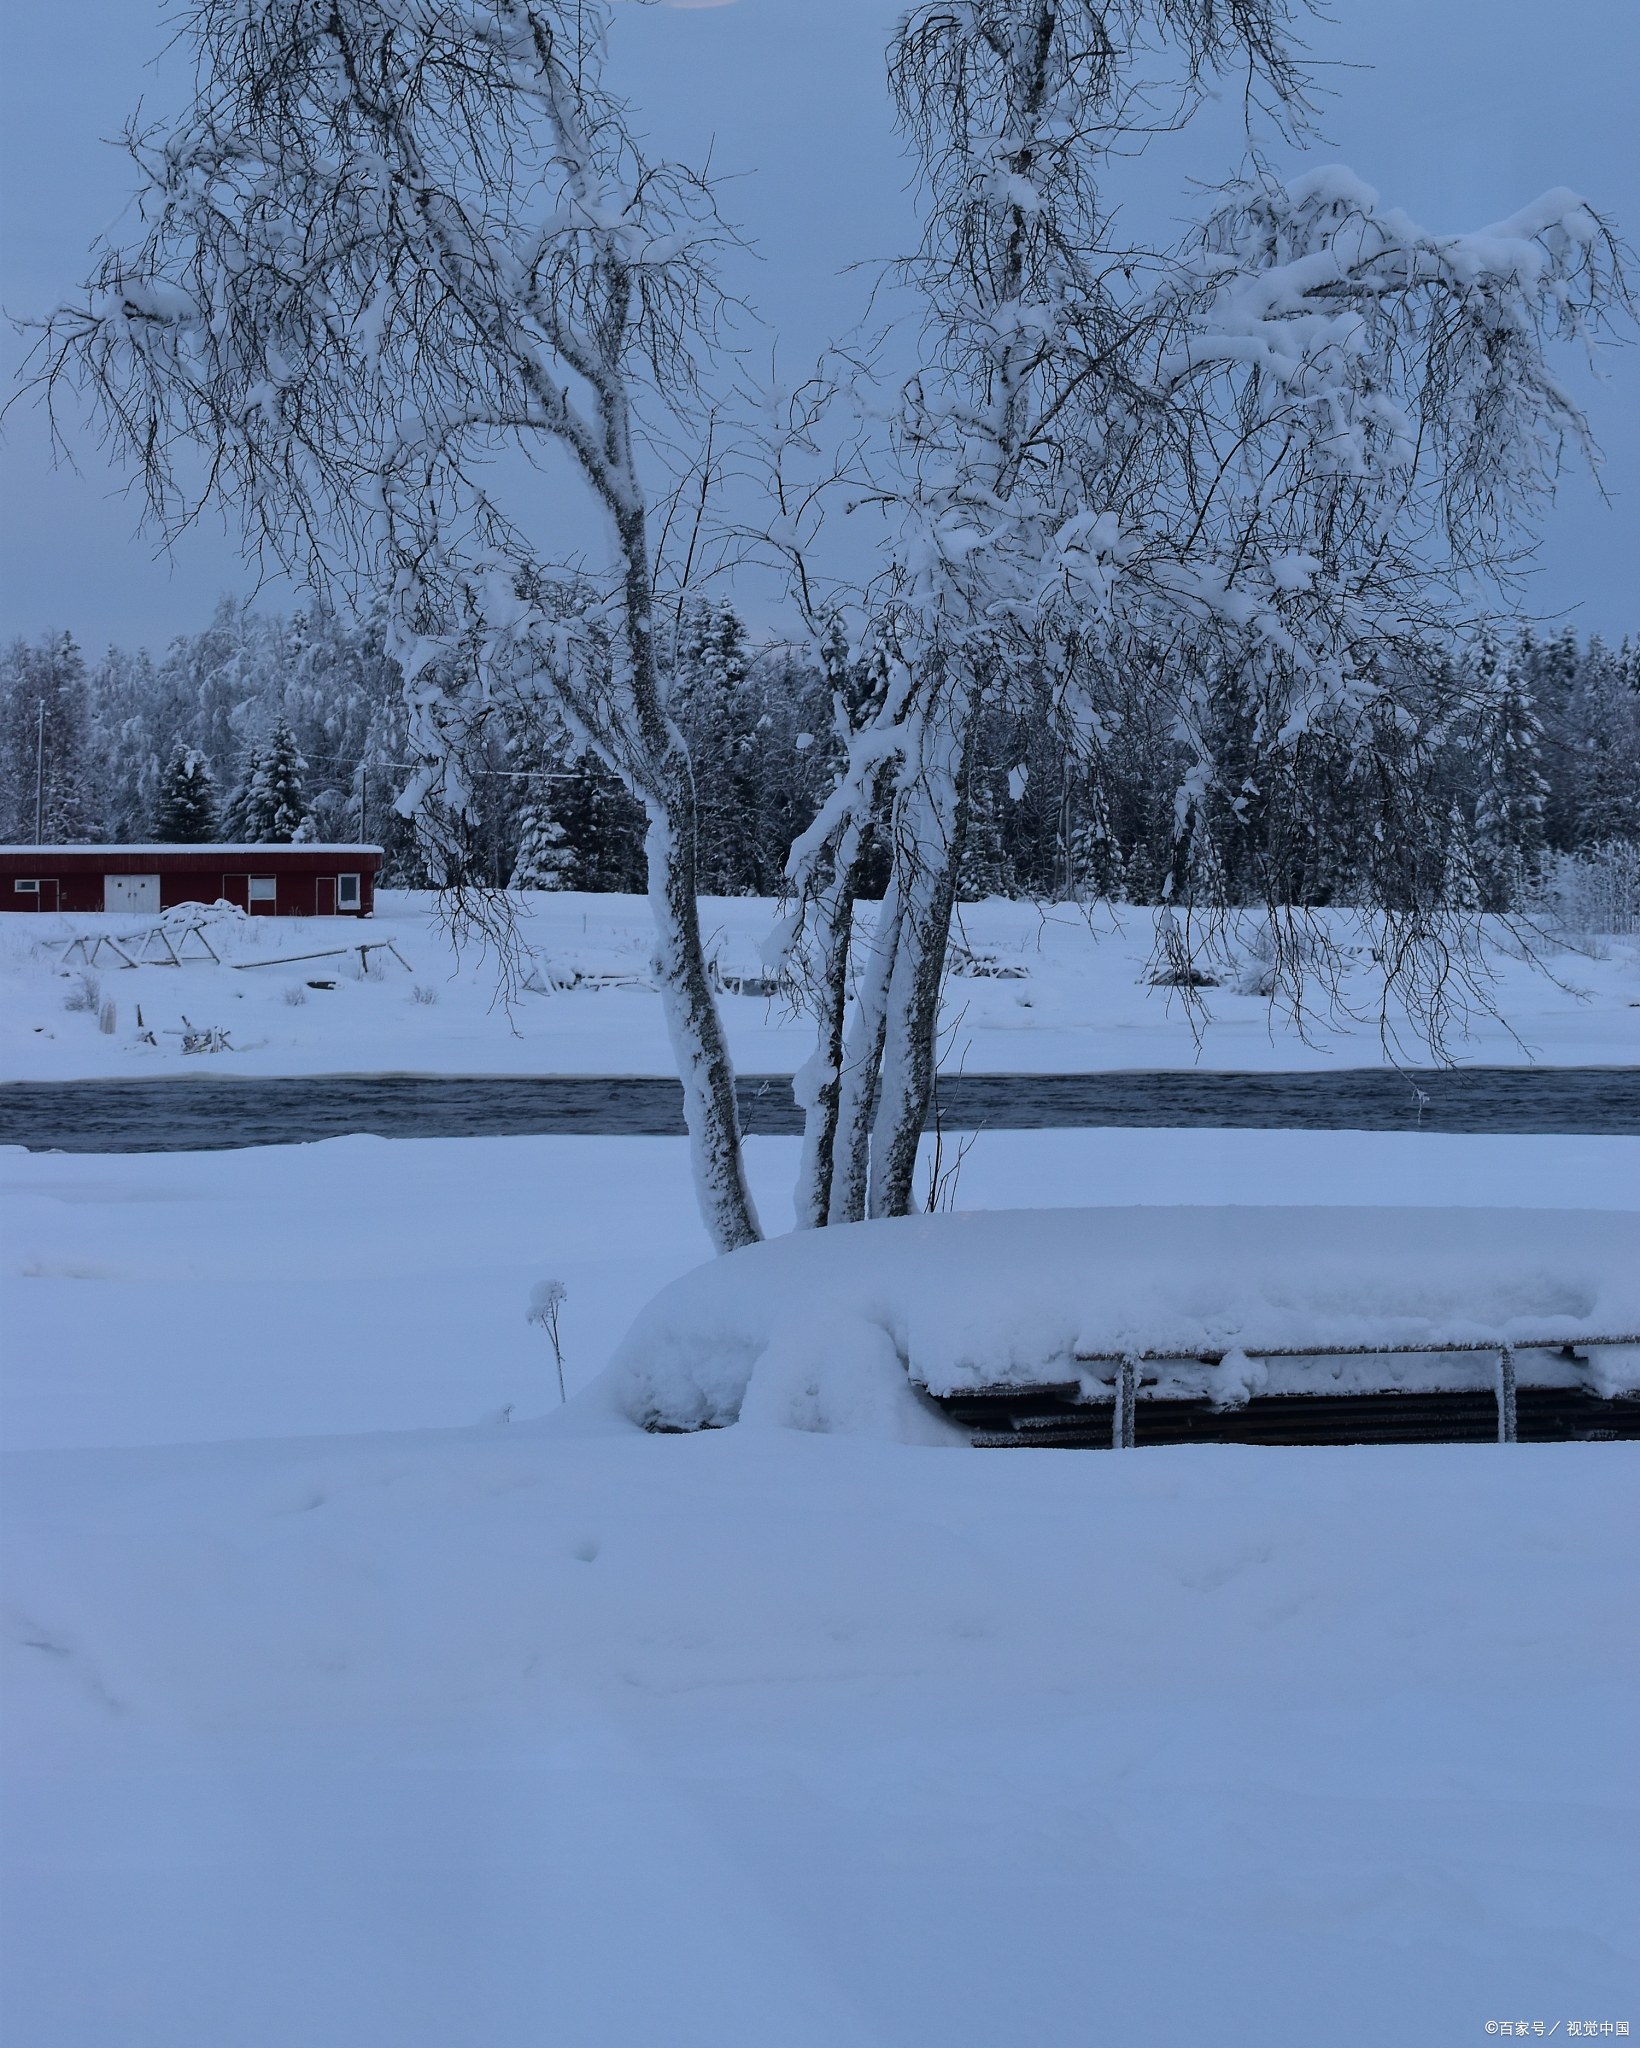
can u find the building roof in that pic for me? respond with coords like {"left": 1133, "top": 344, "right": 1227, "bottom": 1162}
{"left": 0, "top": 844, "right": 384, "bottom": 858}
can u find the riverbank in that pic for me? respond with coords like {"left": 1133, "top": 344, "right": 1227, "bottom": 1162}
{"left": 3, "top": 892, "right": 1636, "bottom": 1083}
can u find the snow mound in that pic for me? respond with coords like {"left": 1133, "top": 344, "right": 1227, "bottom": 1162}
{"left": 601, "top": 1206, "right": 1640, "bottom": 1437}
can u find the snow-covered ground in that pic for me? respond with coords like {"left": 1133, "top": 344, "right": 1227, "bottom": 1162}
{"left": 4, "top": 889, "right": 1638, "bottom": 1081}
{"left": 5, "top": 1122, "right": 1638, "bottom": 2042}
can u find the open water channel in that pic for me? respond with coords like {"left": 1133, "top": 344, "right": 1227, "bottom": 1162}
{"left": 2, "top": 1065, "right": 1637, "bottom": 1152}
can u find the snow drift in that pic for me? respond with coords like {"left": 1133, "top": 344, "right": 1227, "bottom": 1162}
{"left": 600, "top": 1206, "right": 1640, "bottom": 1437}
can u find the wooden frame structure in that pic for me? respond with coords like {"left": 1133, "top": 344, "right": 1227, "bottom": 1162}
{"left": 935, "top": 1336, "right": 1640, "bottom": 1448}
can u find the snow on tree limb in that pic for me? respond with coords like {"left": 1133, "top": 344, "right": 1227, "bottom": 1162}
{"left": 22, "top": 0, "right": 760, "bottom": 1251}
{"left": 761, "top": 0, "right": 1631, "bottom": 1217}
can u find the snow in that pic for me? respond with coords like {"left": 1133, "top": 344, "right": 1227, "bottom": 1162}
{"left": 601, "top": 1206, "right": 1640, "bottom": 1435}
{"left": 4, "top": 889, "right": 1637, "bottom": 1082}
{"left": 4, "top": 1121, "right": 1638, "bottom": 2043}
{"left": 9, "top": 1121, "right": 1639, "bottom": 1452}
{"left": 2, "top": 843, "right": 381, "bottom": 857}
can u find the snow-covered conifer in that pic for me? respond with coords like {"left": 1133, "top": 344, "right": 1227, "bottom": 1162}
{"left": 959, "top": 765, "right": 1011, "bottom": 902}
{"left": 152, "top": 744, "right": 218, "bottom": 843}
{"left": 1441, "top": 808, "right": 1485, "bottom": 916}
{"left": 0, "top": 632, "right": 94, "bottom": 842}
{"left": 671, "top": 598, "right": 758, "bottom": 894}
{"left": 510, "top": 768, "right": 576, "bottom": 890}
{"left": 218, "top": 743, "right": 263, "bottom": 845}
{"left": 1069, "top": 778, "right": 1123, "bottom": 904}
{"left": 1470, "top": 636, "right": 1549, "bottom": 908}
{"left": 253, "top": 721, "right": 312, "bottom": 843}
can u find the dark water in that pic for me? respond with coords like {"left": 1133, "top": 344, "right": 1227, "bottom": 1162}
{"left": 2, "top": 1066, "right": 1637, "bottom": 1152}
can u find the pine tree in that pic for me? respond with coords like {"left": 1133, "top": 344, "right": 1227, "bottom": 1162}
{"left": 1069, "top": 776, "right": 1124, "bottom": 901}
{"left": 218, "top": 720, "right": 310, "bottom": 840}
{"left": 958, "top": 761, "right": 1011, "bottom": 900}
{"left": 549, "top": 754, "right": 647, "bottom": 891}
{"left": 1470, "top": 635, "right": 1549, "bottom": 909}
{"left": 1564, "top": 638, "right": 1640, "bottom": 846}
{"left": 152, "top": 744, "right": 218, "bottom": 842}
{"left": 510, "top": 788, "right": 576, "bottom": 889}
{"left": 219, "top": 741, "right": 265, "bottom": 842}
{"left": 672, "top": 598, "right": 758, "bottom": 893}
{"left": 256, "top": 720, "right": 312, "bottom": 840}
{"left": 0, "top": 632, "right": 94, "bottom": 842}
{"left": 1519, "top": 624, "right": 1586, "bottom": 850}
{"left": 1441, "top": 806, "right": 1484, "bottom": 914}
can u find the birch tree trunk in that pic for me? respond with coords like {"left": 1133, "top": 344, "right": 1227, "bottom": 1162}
{"left": 616, "top": 506, "right": 761, "bottom": 1253}
{"left": 828, "top": 869, "right": 907, "bottom": 1226}
{"left": 866, "top": 713, "right": 974, "bottom": 1218}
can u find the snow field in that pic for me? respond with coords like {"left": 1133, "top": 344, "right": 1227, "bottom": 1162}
{"left": 3, "top": 1122, "right": 1638, "bottom": 2043}
{"left": 7, "top": 1124, "right": 1640, "bottom": 1451}
{"left": 4, "top": 889, "right": 1638, "bottom": 1081}
{"left": 7, "top": 1424, "right": 1635, "bottom": 2046}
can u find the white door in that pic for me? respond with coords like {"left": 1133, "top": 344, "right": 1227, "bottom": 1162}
{"left": 104, "top": 875, "right": 161, "bottom": 914}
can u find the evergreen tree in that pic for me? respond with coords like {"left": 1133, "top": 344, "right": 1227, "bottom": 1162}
{"left": 255, "top": 720, "right": 312, "bottom": 840}
{"left": 958, "top": 758, "right": 1011, "bottom": 900}
{"left": 87, "top": 643, "right": 169, "bottom": 840}
{"left": 3, "top": 590, "right": 1638, "bottom": 903}
{"left": 510, "top": 784, "right": 576, "bottom": 889}
{"left": 1470, "top": 635, "right": 1549, "bottom": 908}
{"left": 550, "top": 755, "right": 647, "bottom": 891}
{"left": 219, "top": 741, "right": 265, "bottom": 841}
{"left": 1069, "top": 776, "right": 1124, "bottom": 901}
{"left": 0, "top": 632, "right": 95, "bottom": 843}
{"left": 1440, "top": 806, "right": 1484, "bottom": 915}
{"left": 218, "top": 720, "right": 311, "bottom": 840}
{"left": 152, "top": 744, "right": 218, "bottom": 842}
{"left": 1563, "top": 637, "right": 1640, "bottom": 846}
{"left": 672, "top": 598, "right": 758, "bottom": 893}
{"left": 1518, "top": 624, "right": 1587, "bottom": 850}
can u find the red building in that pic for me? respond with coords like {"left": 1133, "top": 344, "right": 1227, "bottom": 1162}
{"left": 0, "top": 845, "right": 382, "bottom": 917}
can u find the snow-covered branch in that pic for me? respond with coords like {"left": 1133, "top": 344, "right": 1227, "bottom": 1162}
{"left": 22, "top": 0, "right": 761, "bottom": 1251}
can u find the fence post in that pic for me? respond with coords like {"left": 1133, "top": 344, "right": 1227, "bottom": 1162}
{"left": 1495, "top": 1345, "right": 1518, "bottom": 1444}
{"left": 1114, "top": 1354, "right": 1139, "bottom": 1450}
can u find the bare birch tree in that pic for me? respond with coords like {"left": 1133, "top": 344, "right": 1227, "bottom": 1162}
{"left": 22, "top": 0, "right": 761, "bottom": 1251}
{"left": 769, "top": 0, "right": 1630, "bottom": 1224}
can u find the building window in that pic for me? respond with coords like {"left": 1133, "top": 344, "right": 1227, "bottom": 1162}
{"left": 247, "top": 876, "right": 277, "bottom": 904}
{"left": 337, "top": 873, "right": 361, "bottom": 910}
{"left": 14, "top": 880, "right": 40, "bottom": 895}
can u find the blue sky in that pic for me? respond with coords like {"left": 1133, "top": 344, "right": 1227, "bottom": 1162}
{"left": 2, "top": 0, "right": 1635, "bottom": 651}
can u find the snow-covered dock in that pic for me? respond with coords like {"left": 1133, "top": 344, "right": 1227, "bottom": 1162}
{"left": 602, "top": 1206, "right": 1640, "bottom": 1445}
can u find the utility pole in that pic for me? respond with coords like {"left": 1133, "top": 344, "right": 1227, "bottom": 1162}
{"left": 358, "top": 762, "right": 367, "bottom": 843}
{"left": 33, "top": 699, "right": 45, "bottom": 844}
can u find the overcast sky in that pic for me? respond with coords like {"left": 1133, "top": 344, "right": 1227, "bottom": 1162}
{"left": 2, "top": 0, "right": 1635, "bottom": 652}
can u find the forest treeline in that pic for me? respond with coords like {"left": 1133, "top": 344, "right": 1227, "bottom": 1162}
{"left": 2, "top": 595, "right": 1637, "bottom": 913}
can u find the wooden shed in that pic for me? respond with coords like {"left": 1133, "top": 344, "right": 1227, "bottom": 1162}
{"left": 0, "top": 845, "right": 382, "bottom": 918}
